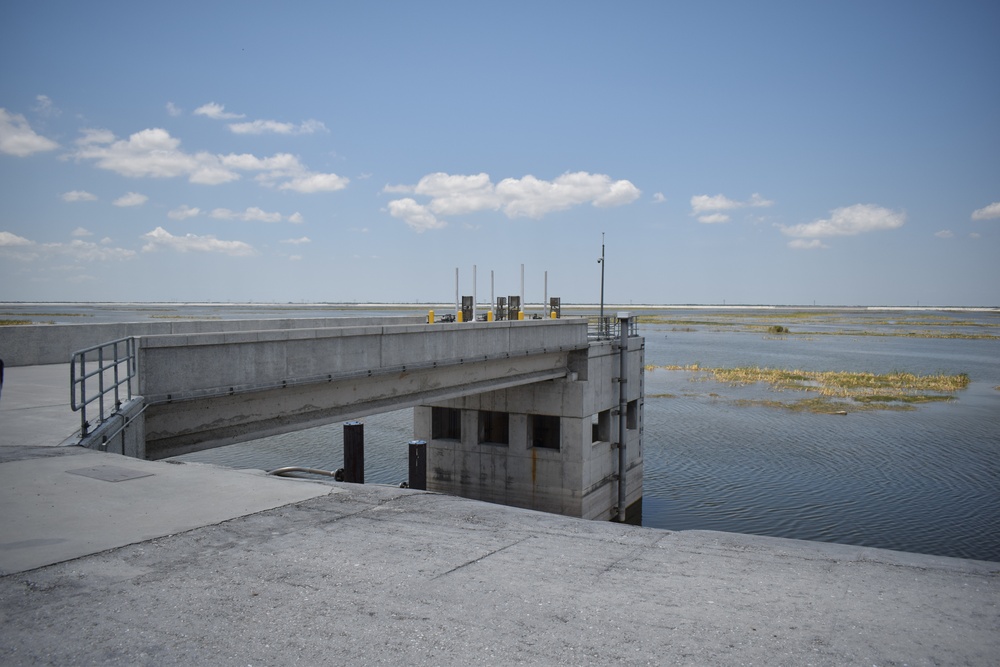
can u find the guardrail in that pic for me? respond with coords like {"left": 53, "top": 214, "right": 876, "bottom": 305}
{"left": 71, "top": 337, "right": 137, "bottom": 437}
{"left": 588, "top": 317, "right": 639, "bottom": 341}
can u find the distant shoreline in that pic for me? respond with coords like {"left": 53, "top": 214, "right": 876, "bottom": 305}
{"left": 1, "top": 301, "right": 997, "bottom": 313}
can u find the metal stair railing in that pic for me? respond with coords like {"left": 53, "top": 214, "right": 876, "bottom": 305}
{"left": 71, "top": 337, "right": 137, "bottom": 437}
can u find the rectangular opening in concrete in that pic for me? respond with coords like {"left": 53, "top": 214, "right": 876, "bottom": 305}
{"left": 592, "top": 409, "right": 612, "bottom": 443}
{"left": 627, "top": 400, "right": 639, "bottom": 430}
{"left": 478, "top": 411, "right": 509, "bottom": 446}
{"left": 529, "top": 414, "right": 560, "bottom": 450}
{"left": 432, "top": 407, "right": 462, "bottom": 440}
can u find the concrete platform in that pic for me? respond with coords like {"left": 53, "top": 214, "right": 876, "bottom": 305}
{"left": 0, "top": 365, "right": 997, "bottom": 665}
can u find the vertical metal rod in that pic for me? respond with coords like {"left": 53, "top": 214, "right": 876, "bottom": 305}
{"left": 600, "top": 233, "right": 606, "bottom": 337}
{"left": 473, "top": 264, "right": 477, "bottom": 322}
{"left": 97, "top": 347, "right": 105, "bottom": 426}
{"left": 343, "top": 421, "right": 364, "bottom": 484}
{"left": 520, "top": 263, "right": 524, "bottom": 315}
{"left": 490, "top": 270, "right": 495, "bottom": 319}
{"left": 455, "top": 267, "right": 459, "bottom": 318}
{"left": 408, "top": 440, "right": 427, "bottom": 490}
{"left": 617, "top": 312, "right": 629, "bottom": 522}
{"left": 544, "top": 271, "right": 548, "bottom": 317}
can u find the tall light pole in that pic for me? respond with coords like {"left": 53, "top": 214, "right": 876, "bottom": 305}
{"left": 598, "top": 232, "right": 605, "bottom": 335}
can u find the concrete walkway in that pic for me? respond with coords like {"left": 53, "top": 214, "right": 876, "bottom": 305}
{"left": 0, "top": 365, "right": 997, "bottom": 666}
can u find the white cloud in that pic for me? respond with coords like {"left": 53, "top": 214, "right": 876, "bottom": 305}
{"left": 113, "top": 192, "right": 148, "bottom": 207}
{"left": 787, "top": 238, "right": 828, "bottom": 250}
{"left": 222, "top": 152, "right": 303, "bottom": 172}
{"left": 168, "top": 205, "right": 202, "bottom": 220}
{"left": 288, "top": 212, "right": 304, "bottom": 224}
{"left": 278, "top": 172, "right": 350, "bottom": 193}
{"left": 0, "top": 231, "right": 33, "bottom": 246}
{"left": 44, "top": 239, "right": 136, "bottom": 261}
{"left": 934, "top": 230, "right": 954, "bottom": 239}
{"left": 2, "top": 229, "right": 137, "bottom": 262}
{"left": 971, "top": 202, "right": 1000, "bottom": 221}
{"left": 281, "top": 236, "right": 311, "bottom": 244}
{"left": 970, "top": 232, "right": 981, "bottom": 239}
{"left": 387, "top": 198, "right": 445, "bottom": 232}
{"left": 0, "top": 109, "right": 60, "bottom": 156}
{"left": 690, "top": 192, "right": 773, "bottom": 223}
{"left": 71, "top": 127, "right": 240, "bottom": 184}
{"left": 34, "top": 95, "right": 59, "bottom": 117}
{"left": 71, "top": 227, "right": 92, "bottom": 237}
{"left": 288, "top": 255, "right": 303, "bottom": 261}
{"left": 228, "top": 119, "right": 327, "bottom": 135}
{"left": 416, "top": 172, "right": 500, "bottom": 216}
{"left": 166, "top": 102, "right": 183, "bottom": 117}
{"left": 70, "top": 128, "right": 343, "bottom": 193}
{"left": 141, "top": 226, "right": 256, "bottom": 256}
{"left": 61, "top": 190, "right": 97, "bottom": 202}
{"left": 652, "top": 192, "right": 667, "bottom": 204}
{"left": 779, "top": 204, "right": 906, "bottom": 238}
{"left": 193, "top": 102, "right": 245, "bottom": 120}
{"left": 384, "top": 171, "right": 640, "bottom": 227}
{"left": 211, "top": 207, "right": 284, "bottom": 223}
{"left": 498, "top": 172, "right": 640, "bottom": 218}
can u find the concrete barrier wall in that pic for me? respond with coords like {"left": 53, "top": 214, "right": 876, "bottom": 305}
{"left": 0, "top": 315, "right": 425, "bottom": 367}
{"left": 137, "top": 318, "right": 587, "bottom": 399}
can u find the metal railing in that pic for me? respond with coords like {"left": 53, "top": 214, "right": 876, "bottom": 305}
{"left": 588, "top": 317, "right": 639, "bottom": 341}
{"left": 71, "top": 337, "right": 137, "bottom": 437}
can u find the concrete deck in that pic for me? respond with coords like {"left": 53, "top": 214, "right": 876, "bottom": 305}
{"left": 0, "top": 365, "right": 997, "bottom": 665}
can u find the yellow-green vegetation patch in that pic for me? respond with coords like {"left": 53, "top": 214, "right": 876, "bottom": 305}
{"left": 0, "top": 319, "right": 36, "bottom": 326}
{"left": 647, "top": 364, "right": 970, "bottom": 412}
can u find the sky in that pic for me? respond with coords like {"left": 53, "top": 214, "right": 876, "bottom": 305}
{"left": 1, "top": 1, "right": 998, "bottom": 307}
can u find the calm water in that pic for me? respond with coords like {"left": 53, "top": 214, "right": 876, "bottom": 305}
{"left": 9, "top": 303, "right": 997, "bottom": 561}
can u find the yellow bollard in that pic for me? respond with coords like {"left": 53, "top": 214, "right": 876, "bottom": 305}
{"left": 487, "top": 310, "right": 493, "bottom": 322}
{"left": 517, "top": 311, "right": 524, "bottom": 321}
{"left": 428, "top": 309, "right": 435, "bottom": 324}
{"left": 550, "top": 311, "right": 557, "bottom": 319}
{"left": 457, "top": 311, "right": 463, "bottom": 323}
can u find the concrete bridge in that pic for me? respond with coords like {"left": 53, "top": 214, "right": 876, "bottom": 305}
{"left": 1, "top": 315, "right": 644, "bottom": 521}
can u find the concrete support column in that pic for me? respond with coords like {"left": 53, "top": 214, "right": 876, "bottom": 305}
{"left": 409, "top": 440, "right": 427, "bottom": 490}
{"left": 344, "top": 421, "right": 364, "bottom": 484}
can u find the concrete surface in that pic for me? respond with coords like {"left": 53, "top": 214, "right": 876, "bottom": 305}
{"left": 0, "top": 447, "right": 334, "bottom": 574}
{"left": 0, "top": 364, "right": 79, "bottom": 448}
{"left": 0, "top": 365, "right": 997, "bottom": 666}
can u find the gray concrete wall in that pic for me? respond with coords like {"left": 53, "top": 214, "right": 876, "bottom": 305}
{"left": 0, "top": 315, "right": 425, "bottom": 366}
{"left": 415, "top": 336, "right": 644, "bottom": 520}
{"left": 77, "top": 397, "right": 146, "bottom": 458}
{"left": 139, "top": 319, "right": 590, "bottom": 459}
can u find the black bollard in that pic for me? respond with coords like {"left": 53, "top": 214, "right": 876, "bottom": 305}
{"left": 343, "top": 421, "right": 364, "bottom": 484}
{"left": 408, "top": 440, "right": 427, "bottom": 490}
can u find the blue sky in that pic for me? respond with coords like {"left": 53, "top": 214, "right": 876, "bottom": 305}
{"left": 1, "top": 1, "right": 998, "bottom": 307}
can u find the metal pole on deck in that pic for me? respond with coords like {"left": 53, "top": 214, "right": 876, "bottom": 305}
{"left": 599, "top": 233, "right": 606, "bottom": 336}
{"left": 617, "top": 312, "right": 629, "bottom": 522}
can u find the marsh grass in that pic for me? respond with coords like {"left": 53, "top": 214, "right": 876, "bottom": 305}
{"left": 0, "top": 319, "right": 34, "bottom": 326}
{"left": 646, "top": 364, "right": 970, "bottom": 412}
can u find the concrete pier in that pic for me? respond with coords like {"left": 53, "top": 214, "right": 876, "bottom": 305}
{"left": 1, "top": 365, "right": 997, "bottom": 666}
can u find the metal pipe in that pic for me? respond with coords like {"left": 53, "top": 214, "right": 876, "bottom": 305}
{"left": 617, "top": 311, "right": 629, "bottom": 522}
{"left": 473, "top": 264, "right": 477, "bottom": 322}
{"left": 267, "top": 466, "right": 339, "bottom": 478}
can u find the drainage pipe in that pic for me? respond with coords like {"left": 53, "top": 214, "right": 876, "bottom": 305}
{"left": 617, "top": 312, "right": 629, "bottom": 522}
